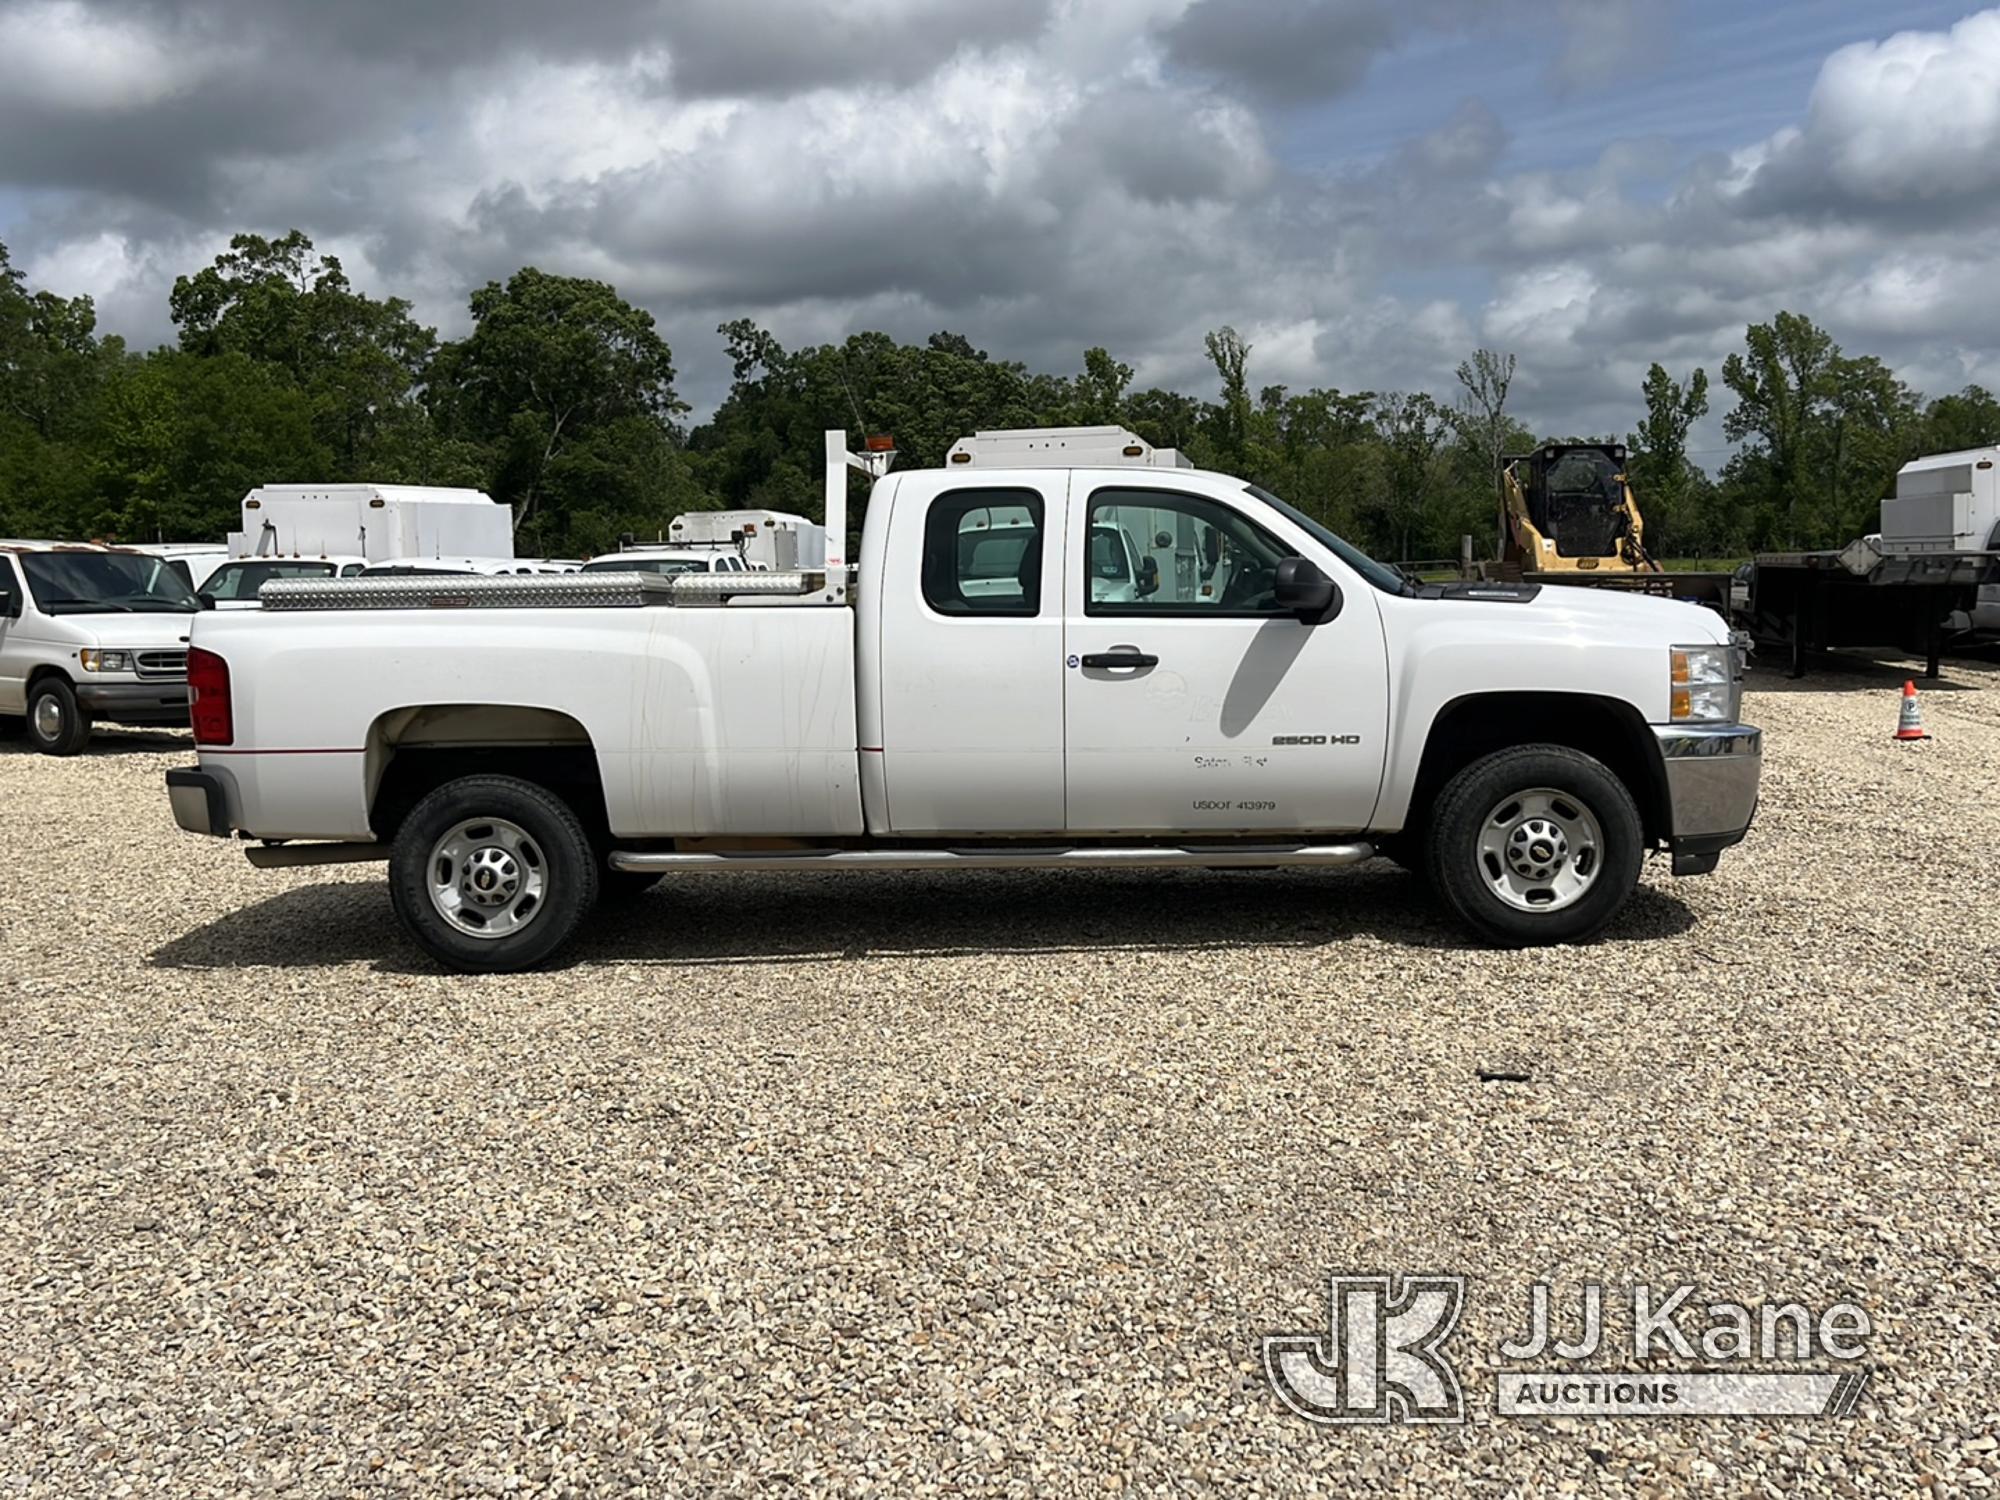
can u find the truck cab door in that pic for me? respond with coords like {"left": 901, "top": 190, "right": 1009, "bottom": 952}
{"left": 870, "top": 474, "right": 1068, "bottom": 834}
{"left": 1061, "top": 481, "right": 1390, "bottom": 834}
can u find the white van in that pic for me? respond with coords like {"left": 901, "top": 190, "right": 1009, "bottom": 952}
{"left": 132, "top": 544, "right": 232, "bottom": 592}
{"left": 0, "top": 543, "right": 201, "bottom": 754}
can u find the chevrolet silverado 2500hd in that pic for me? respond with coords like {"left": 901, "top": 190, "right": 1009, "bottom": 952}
{"left": 164, "top": 427, "right": 1760, "bottom": 971}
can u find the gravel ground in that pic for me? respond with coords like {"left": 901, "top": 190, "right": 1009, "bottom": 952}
{"left": 3, "top": 654, "right": 1999, "bottom": 1497}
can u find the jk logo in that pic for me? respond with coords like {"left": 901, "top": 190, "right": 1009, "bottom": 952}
{"left": 1264, "top": 1274, "right": 1467, "bottom": 1425}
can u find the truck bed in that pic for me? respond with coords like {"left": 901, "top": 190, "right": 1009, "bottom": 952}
{"left": 194, "top": 578, "right": 862, "bottom": 841}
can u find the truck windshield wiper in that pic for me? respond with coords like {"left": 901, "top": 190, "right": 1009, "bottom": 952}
{"left": 44, "top": 597, "right": 134, "bottom": 612}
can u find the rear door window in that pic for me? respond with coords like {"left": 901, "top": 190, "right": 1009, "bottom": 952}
{"left": 921, "top": 489, "right": 1045, "bottom": 617}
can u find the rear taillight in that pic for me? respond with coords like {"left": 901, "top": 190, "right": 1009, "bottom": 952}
{"left": 188, "top": 646, "right": 233, "bottom": 745}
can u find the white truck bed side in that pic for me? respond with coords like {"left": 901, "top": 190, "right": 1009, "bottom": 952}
{"left": 195, "top": 605, "right": 862, "bottom": 840}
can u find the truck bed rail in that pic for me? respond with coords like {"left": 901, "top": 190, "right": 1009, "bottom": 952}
{"left": 257, "top": 570, "right": 820, "bottom": 611}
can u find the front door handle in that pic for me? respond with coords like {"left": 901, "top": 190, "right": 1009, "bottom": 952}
{"left": 1081, "top": 649, "right": 1159, "bottom": 669}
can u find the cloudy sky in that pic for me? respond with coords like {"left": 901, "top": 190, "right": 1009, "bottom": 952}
{"left": 3, "top": 0, "right": 1998, "bottom": 446}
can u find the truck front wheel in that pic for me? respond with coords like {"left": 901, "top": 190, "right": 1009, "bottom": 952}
{"left": 389, "top": 775, "right": 599, "bottom": 972}
{"left": 1425, "top": 745, "right": 1642, "bottom": 947}
{"left": 26, "top": 678, "right": 92, "bottom": 756}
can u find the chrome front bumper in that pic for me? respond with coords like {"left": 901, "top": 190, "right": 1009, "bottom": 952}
{"left": 1651, "top": 723, "right": 1761, "bottom": 875}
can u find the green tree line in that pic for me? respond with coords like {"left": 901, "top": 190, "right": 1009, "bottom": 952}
{"left": 5, "top": 230, "right": 1997, "bottom": 561}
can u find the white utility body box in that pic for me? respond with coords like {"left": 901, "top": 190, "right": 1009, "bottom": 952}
{"left": 668, "top": 510, "right": 825, "bottom": 571}
{"left": 1880, "top": 449, "right": 2000, "bottom": 552}
{"left": 946, "top": 426, "right": 1191, "bottom": 470}
{"left": 228, "top": 484, "right": 515, "bottom": 564}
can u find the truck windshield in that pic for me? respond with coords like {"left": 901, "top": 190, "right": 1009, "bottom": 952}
{"left": 20, "top": 552, "right": 201, "bottom": 613}
{"left": 201, "top": 560, "right": 337, "bottom": 600}
{"left": 1245, "top": 485, "right": 1414, "bottom": 596}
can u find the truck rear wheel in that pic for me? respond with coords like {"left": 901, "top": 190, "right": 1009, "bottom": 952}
{"left": 26, "top": 678, "right": 92, "bottom": 756}
{"left": 1425, "top": 745, "right": 1642, "bottom": 947}
{"left": 389, "top": 775, "right": 599, "bottom": 972}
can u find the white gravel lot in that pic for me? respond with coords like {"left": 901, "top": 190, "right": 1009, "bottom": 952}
{"left": 3, "top": 655, "right": 1998, "bottom": 1496}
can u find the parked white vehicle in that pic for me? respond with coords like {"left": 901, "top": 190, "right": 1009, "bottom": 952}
{"left": 2, "top": 543, "right": 200, "bottom": 754}
{"left": 666, "top": 509, "right": 826, "bottom": 571}
{"left": 1886, "top": 448, "right": 2000, "bottom": 636}
{"left": 132, "top": 544, "right": 232, "bottom": 592}
{"left": 200, "top": 555, "right": 369, "bottom": 609}
{"left": 229, "top": 483, "right": 515, "bottom": 564}
{"left": 580, "top": 548, "right": 754, "bottom": 578}
{"left": 166, "top": 427, "right": 1761, "bottom": 970}
{"left": 359, "top": 557, "right": 576, "bottom": 578}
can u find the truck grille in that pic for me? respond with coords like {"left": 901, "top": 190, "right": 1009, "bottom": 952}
{"left": 135, "top": 650, "right": 187, "bottom": 680}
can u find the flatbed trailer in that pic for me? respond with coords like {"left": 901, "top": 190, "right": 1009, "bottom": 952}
{"left": 1745, "top": 539, "right": 1997, "bottom": 678}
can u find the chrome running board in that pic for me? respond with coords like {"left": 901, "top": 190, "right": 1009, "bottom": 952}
{"left": 609, "top": 842, "right": 1374, "bottom": 875}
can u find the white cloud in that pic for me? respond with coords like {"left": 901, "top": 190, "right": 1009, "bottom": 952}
{"left": 6, "top": 0, "right": 2000, "bottom": 441}
{"left": 1482, "top": 264, "right": 1598, "bottom": 356}
{"left": 1805, "top": 9, "right": 2000, "bottom": 202}
{"left": 0, "top": 0, "right": 222, "bottom": 111}
{"left": 1731, "top": 8, "right": 2000, "bottom": 214}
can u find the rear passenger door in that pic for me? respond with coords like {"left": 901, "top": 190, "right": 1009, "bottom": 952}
{"left": 873, "top": 477, "right": 1067, "bottom": 834}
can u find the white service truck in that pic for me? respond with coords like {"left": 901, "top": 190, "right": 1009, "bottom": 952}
{"left": 667, "top": 509, "right": 827, "bottom": 571}
{"left": 1745, "top": 445, "right": 2000, "bottom": 670}
{"left": 165, "top": 428, "right": 1761, "bottom": 971}
{"left": 1888, "top": 447, "right": 2000, "bottom": 635}
{"left": 229, "top": 484, "right": 515, "bottom": 566}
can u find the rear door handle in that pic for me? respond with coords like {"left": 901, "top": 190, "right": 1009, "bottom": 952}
{"left": 1080, "top": 649, "right": 1159, "bottom": 669}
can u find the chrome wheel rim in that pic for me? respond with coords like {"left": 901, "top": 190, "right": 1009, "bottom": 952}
{"left": 1476, "top": 787, "right": 1603, "bottom": 913}
{"left": 32, "top": 694, "right": 64, "bottom": 740}
{"left": 427, "top": 817, "right": 547, "bottom": 939}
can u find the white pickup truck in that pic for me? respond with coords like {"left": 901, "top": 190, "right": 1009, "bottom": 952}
{"left": 165, "top": 427, "right": 1760, "bottom": 971}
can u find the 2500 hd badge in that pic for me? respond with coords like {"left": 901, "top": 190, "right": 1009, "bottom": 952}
{"left": 1271, "top": 734, "right": 1363, "bottom": 746}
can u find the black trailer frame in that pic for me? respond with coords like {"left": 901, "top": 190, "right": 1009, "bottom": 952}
{"left": 1746, "top": 544, "right": 1997, "bottom": 679}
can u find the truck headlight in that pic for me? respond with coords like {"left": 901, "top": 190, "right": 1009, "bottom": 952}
{"left": 79, "top": 649, "right": 131, "bottom": 673}
{"left": 1670, "top": 645, "right": 1739, "bottom": 723}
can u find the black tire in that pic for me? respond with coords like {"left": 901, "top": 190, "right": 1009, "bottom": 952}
{"left": 597, "top": 870, "right": 664, "bottom": 905}
{"left": 388, "top": 775, "right": 599, "bottom": 973}
{"left": 25, "top": 678, "right": 93, "bottom": 756}
{"left": 1425, "top": 744, "right": 1642, "bottom": 947}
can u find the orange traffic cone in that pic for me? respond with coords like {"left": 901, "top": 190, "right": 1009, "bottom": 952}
{"left": 1893, "top": 680, "right": 1930, "bottom": 741}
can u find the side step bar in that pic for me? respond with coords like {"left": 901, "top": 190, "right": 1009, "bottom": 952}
{"left": 609, "top": 842, "right": 1375, "bottom": 875}
{"left": 246, "top": 841, "right": 390, "bottom": 868}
